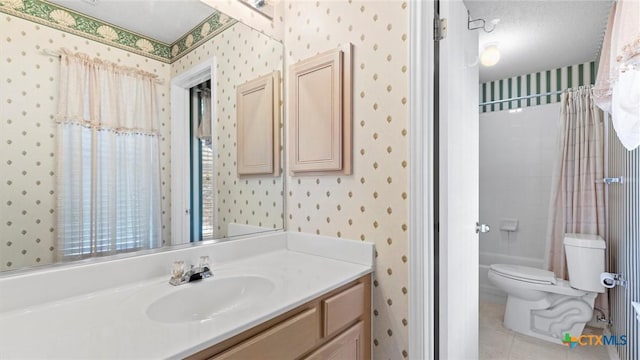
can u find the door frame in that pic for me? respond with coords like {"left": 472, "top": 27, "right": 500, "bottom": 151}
{"left": 170, "top": 58, "right": 217, "bottom": 245}
{"left": 408, "top": 1, "right": 436, "bottom": 359}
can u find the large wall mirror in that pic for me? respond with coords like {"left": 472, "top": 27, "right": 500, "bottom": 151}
{"left": 0, "top": 0, "right": 284, "bottom": 273}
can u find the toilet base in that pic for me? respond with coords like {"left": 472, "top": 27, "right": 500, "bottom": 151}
{"left": 503, "top": 292, "right": 597, "bottom": 344}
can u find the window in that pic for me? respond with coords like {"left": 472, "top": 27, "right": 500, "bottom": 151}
{"left": 56, "top": 50, "right": 162, "bottom": 260}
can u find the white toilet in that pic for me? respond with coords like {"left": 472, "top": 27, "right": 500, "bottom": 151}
{"left": 488, "top": 233, "right": 606, "bottom": 344}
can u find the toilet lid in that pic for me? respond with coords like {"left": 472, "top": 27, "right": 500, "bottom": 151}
{"left": 490, "top": 264, "right": 557, "bottom": 285}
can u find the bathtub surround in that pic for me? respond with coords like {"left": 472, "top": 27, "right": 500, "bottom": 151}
{"left": 479, "top": 103, "right": 560, "bottom": 266}
{"left": 480, "top": 61, "right": 596, "bottom": 113}
{"left": 607, "top": 118, "right": 640, "bottom": 360}
{"left": 0, "top": 14, "right": 172, "bottom": 271}
{"left": 0, "top": 231, "right": 374, "bottom": 358}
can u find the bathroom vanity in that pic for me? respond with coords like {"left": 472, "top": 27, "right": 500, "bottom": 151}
{"left": 0, "top": 232, "right": 374, "bottom": 359}
{"left": 189, "top": 275, "right": 370, "bottom": 359}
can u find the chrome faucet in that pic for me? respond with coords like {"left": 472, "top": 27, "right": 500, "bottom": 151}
{"left": 169, "top": 256, "right": 213, "bottom": 286}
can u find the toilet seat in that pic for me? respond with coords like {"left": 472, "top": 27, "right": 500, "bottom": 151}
{"left": 489, "top": 264, "right": 588, "bottom": 297}
{"left": 489, "top": 264, "right": 557, "bottom": 285}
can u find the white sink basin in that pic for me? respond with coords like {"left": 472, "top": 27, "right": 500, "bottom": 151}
{"left": 146, "top": 275, "right": 275, "bottom": 323}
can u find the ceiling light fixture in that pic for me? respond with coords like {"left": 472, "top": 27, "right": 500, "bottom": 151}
{"left": 480, "top": 44, "right": 501, "bottom": 67}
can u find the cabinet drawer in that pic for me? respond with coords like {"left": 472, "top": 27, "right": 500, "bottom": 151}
{"left": 322, "top": 283, "right": 365, "bottom": 337}
{"left": 213, "top": 307, "right": 319, "bottom": 360}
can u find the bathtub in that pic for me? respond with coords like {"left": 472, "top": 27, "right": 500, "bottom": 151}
{"left": 479, "top": 252, "right": 544, "bottom": 304}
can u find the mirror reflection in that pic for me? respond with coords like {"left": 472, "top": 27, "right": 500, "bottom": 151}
{"left": 0, "top": 0, "right": 284, "bottom": 272}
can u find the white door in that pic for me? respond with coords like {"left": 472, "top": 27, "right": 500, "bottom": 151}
{"left": 438, "top": 0, "right": 480, "bottom": 358}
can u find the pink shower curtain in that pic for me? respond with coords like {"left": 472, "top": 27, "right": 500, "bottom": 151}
{"left": 545, "top": 86, "right": 608, "bottom": 315}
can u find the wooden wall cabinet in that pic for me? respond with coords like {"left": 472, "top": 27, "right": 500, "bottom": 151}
{"left": 186, "top": 274, "right": 371, "bottom": 360}
{"left": 289, "top": 44, "right": 352, "bottom": 176}
{"left": 236, "top": 71, "right": 281, "bottom": 176}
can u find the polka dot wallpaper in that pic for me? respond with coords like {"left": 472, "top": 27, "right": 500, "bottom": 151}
{"left": 0, "top": 14, "right": 172, "bottom": 271}
{"left": 283, "top": 1, "right": 410, "bottom": 358}
{"left": 2, "top": 3, "right": 410, "bottom": 359}
{"left": 171, "top": 22, "right": 284, "bottom": 237}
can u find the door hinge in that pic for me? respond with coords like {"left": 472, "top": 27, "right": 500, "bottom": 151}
{"left": 434, "top": 17, "right": 447, "bottom": 40}
{"left": 476, "top": 222, "right": 491, "bottom": 234}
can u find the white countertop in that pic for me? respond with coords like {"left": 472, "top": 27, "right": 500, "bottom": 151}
{"left": 0, "top": 232, "right": 373, "bottom": 359}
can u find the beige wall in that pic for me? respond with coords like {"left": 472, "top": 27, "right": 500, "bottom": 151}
{"left": 171, "top": 22, "right": 284, "bottom": 237}
{"left": 283, "top": 1, "right": 410, "bottom": 358}
{"left": 0, "top": 14, "right": 172, "bottom": 271}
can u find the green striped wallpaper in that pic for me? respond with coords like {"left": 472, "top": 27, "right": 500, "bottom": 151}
{"left": 480, "top": 61, "right": 596, "bottom": 113}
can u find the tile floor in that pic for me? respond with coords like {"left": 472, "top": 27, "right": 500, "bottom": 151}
{"left": 479, "top": 302, "right": 613, "bottom": 360}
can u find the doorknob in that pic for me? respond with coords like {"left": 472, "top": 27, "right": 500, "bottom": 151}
{"left": 476, "top": 222, "right": 490, "bottom": 234}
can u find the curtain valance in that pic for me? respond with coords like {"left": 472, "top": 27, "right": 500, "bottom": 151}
{"left": 55, "top": 48, "right": 160, "bottom": 135}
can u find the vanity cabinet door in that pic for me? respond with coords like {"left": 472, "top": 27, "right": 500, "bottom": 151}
{"left": 322, "top": 282, "right": 365, "bottom": 338}
{"left": 303, "top": 321, "right": 365, "bottom": 360}
{"left": 212, "top": 307, "right": 319, "bottom": 360}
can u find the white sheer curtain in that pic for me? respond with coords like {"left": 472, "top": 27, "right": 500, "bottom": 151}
{"left": 593, "top": 0, "right": 640, "bottom": 150}
{"left": 197, "top": 88, "right": 212, "bottom": 147}
{"left": 545, "top": 86, "right": 607, "bottom": 314}
{"left": 55, "top": 49, "right": 162, "bottom": 260}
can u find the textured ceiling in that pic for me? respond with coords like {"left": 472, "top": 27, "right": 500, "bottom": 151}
{"left": 464, "top": 0, "right": 614, "bottom": 82}
{"left": 48, "top": 0, "right": 216, "bottom": 44}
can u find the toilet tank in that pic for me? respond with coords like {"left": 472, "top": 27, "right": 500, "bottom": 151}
{"left": 564, "top": 233, "right": 606, "bottom": 293}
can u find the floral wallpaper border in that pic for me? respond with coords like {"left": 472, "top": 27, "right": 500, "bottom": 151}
{"left": 0, "top": 0, "right": 236, "bottom": 63}
{"left": 170, "top": 12, "right": 236, "bottom": 62}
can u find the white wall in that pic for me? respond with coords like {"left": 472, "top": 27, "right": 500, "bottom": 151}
{"left": 479, "top": 103, "right": 561, "bottom": 263}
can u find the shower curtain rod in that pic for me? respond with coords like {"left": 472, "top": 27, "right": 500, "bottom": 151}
{"left": 479, "top": 90, "right": 564, "bottom": 106}
{"left": 40, "top": 49, "right": 165, "bottom": 85}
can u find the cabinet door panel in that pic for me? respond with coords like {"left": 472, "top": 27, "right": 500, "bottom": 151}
{"left": 237, "top": 71, "right": 280, "bottom": 176}
{"left": 303, "top": 321, "right": 365, "bottom": 360}
{"left": 322, "top": 283, "right": 364, "bottom": 337}
{"left": 290, "top": 50, "right": 342, "bottom": 172}
{"left": 289, "top": 44, "right": 352, "bottom": 176}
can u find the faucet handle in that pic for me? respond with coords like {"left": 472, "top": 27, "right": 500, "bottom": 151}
{"left": 171, "top": 260, "right": 185, "bottom": 279}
